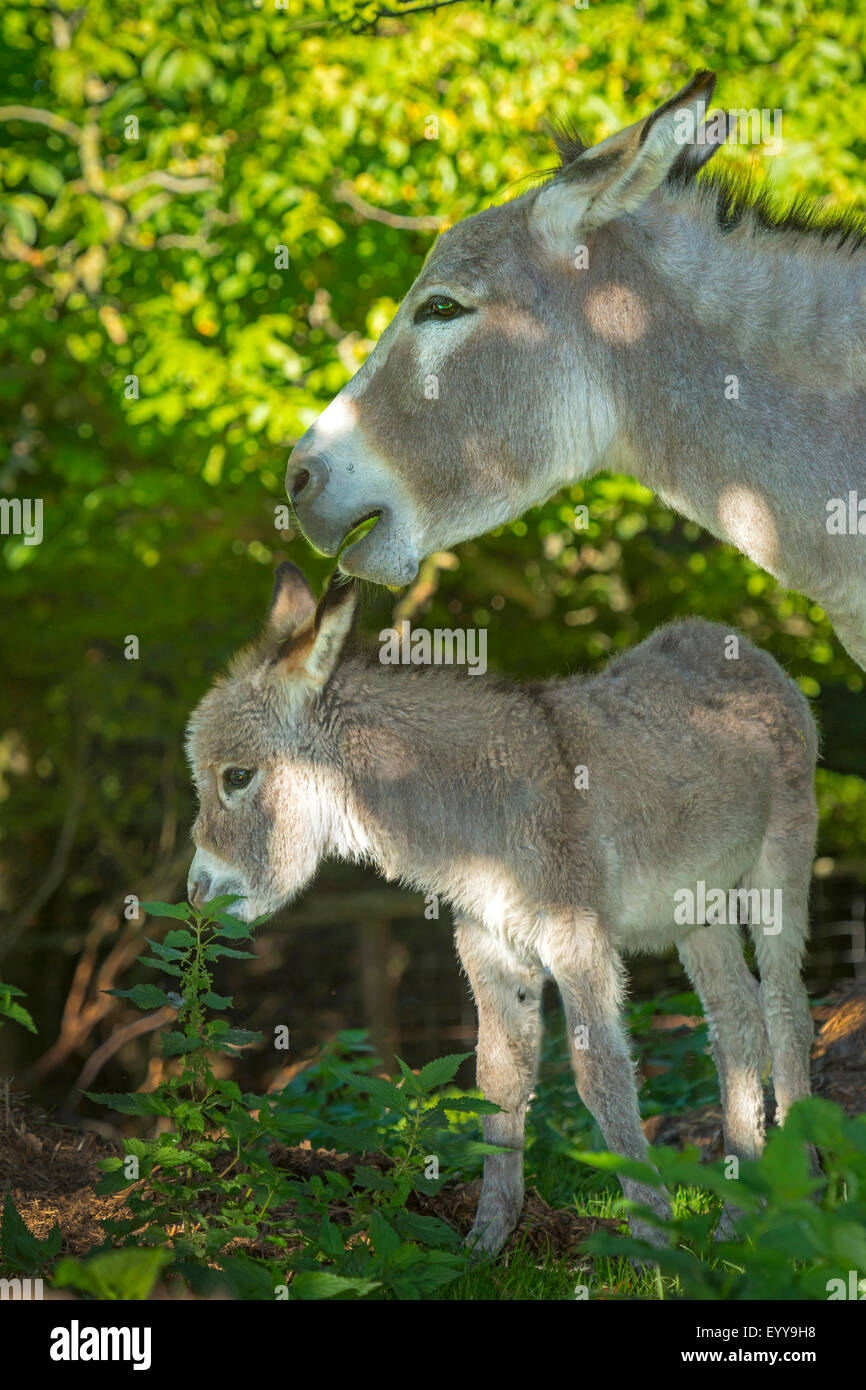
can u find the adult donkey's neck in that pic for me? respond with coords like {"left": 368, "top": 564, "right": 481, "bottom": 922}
{"left": 587, "top": 189, "right": 866, "bottom": 620}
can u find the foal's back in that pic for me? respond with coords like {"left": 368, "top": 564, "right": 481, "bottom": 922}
{"left": 538, "top": 619, "right": 818, "bottom": 945}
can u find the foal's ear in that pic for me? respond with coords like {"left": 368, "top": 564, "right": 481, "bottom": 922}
{"left": 268, "top": 562, "right": 317, "bottom": 639}
{"left": 533, "top": 70, "right": 718, "bottom": 242}
{"left": 305, "top": 574, "right": 360, "bottom": 685}
{"left": 273, "top": 572, "right": 360, "bottom": 687}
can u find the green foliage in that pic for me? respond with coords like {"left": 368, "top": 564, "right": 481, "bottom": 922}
{"left": 627, "top": 993, "right": 717, "bottom": 1118}
{"left": 78, "top": 900, "right": 497, "bottom": 1298}
{"left": 579, "top": 1098, "right": 866, "bottom": 1300}
{"left": 0, "top": 1187, "right": 61, "bottom": 1273}
{"left": 0, "top": 981, "right": 36, "bottom": 1034}
{"left": 2, "top": 912, "right": 864, "bottom": 1302}
{"left": 53, "top": 1247, "right": 172, "bottom": 1301}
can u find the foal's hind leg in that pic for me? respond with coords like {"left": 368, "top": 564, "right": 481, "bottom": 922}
{"left": 742, "top": 843, "right": 814, "bottom": 1127}
{"left": 678, "top": 922, "right": 769, "bottom": 1163}
{"left": 547, "top": 912, "right": 673, "bottom": 1247}
{"left": 454, "top": 914, "right": 545, "bottom": 1256}
{"left": 678, "top": 922, "right": 769, "bottom": 1237}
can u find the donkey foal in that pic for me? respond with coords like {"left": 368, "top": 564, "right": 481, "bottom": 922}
{"left": 186, "top": 564, "right": 818, "bottom": 1254}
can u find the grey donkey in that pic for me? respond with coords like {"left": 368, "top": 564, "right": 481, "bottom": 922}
{"left": 186, "top": 563, "right": 818, "bottom": 1253}
{"left": 287, "top": 69, "right": 866, "bottom": 669}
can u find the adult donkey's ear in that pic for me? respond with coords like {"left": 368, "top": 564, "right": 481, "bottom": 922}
{"left": 273, "top": 571, "right": 360, "bottom": 686}
{"left": 533, "top": 70, "right": 719, "bottom": 241}
{"left": 268, "top": 561, "right": 317, "bottom": 640}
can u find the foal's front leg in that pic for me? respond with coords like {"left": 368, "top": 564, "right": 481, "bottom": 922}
{"left": 454, "top": 914, "right": 545, "bottom": 1255}
{"left": 547, "top": 911, "right": 672, "bottom": 1247}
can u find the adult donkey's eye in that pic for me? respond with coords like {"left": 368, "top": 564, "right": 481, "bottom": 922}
{"left": 415, "top": 295, "right": 467, "bottom": 322}
{"left": 223, "top": 767, "right": 254, "bottom": 792}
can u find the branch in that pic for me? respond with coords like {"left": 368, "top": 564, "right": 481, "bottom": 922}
{"left": 392, "top": 551, "right": 458, "bottom": 623}
{"left": 0, "top": 745, "right": 87, "bottom": 961}
{"left": 113, "top": 170, "right": 214, "bottom": 198}
{"left": 27, "top": 846, "right": 190, "bottom": 1083}
{"left": 0, "top": 104, "right": 81, "bottom": 142}
{"left": 66, "top": 1005, "right": 177, "bottom": 1107}
{"left": 333, "top": 180, "right": 446, "bottom": 232}
{"left": 375, "top": 0, "right": 476, "bottom": 16}
{"left": 291, "top": 0, "right": 478, "bottom": 30}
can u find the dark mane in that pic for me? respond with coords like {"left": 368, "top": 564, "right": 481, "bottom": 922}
{"left": 666, "top": 160, "right": 866, "bottom": 254}
{"left": 551, "top": 115, "right": 588, "bottom": 167}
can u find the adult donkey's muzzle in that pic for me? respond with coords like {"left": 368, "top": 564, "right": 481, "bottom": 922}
{"left": 285, "top": 439, "right": 421, "bottom": 586}
{"left": 286, "top": 442, "right": 358, "bottom": 555}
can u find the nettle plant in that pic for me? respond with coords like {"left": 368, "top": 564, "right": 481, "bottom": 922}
{"left": 580, "top": 1097, "right": 866, "bottom": 1300}
{"left": 89, "top": 896, "right": 268, "bottom": 1263}
{"left": 85, "top": 898, "right": 501, "bottom": 1300}
{"left": 0, "top": 980, "right": 36, "bottom": 1037}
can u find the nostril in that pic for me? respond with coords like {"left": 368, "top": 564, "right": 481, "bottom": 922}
{"left": 286, "top": 453, "right": 328, "bottom": 508}
{"left": 291, "top": 468, "right": 310, "bottom": 499}
{"left": 188, "top": 873, "right": 211, "bottom": 910}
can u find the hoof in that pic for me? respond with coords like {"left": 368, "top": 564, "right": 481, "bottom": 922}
{"left": 713, "top": 1205, "right": 740, "bottom": 1241}
{"left": 464, "top": 1210, "right": 517, "bottom": 1261}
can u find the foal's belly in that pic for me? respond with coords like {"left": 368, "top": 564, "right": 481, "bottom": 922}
{"left": 609, "top": 842, "right": 760, "bottom": 954}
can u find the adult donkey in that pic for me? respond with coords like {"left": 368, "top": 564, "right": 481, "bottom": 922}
{"left": 287, "top": 71, "right": 866, "bottom": 667}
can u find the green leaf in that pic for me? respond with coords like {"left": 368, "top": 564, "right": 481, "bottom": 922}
{"left": 351, "top": 1166, "right": 394, "bottom": 1192}
{"left": 143, "top": 937, "right": 187, "bottom": 961}
{"left": 106, "top": 983, "right": 174, "bottom": 1010}
{"left": 208, "top": 913, "right": 256, "bottom": 939}
{"left": 268, "top": 1111, "right": 315, "bottom": 1142}
{"left": 84, "top": 1091, "right": 172, "bottom": 1117}
{"left": 330, "top": 1066, "right": 409, "bottom": 1112}
{"left": 394, "top": 1057, "right": 423, "bottom": 1094}
{"left": 427, "top": 1095, "right": 501, "bottom": 1116}
{"left": 211, "top": 1254, "right": 286, "bottom": 1301}
{"left": 162, "top": 928, "right": 198, "bottom": 951}
{"left": 200, "top": 894, "right": 243, "bottom": 911}
{"left": 368, "top": 1210, "right": 401, "bottom": 1259}
{"left": 28, "top": 161, "right": 64, "bottom": 197}
{"left": 0, "top": 1189, "right": 62, "bottom": 1272}
{"left": 415, "top": 1053, "right": 473, "bottom": 1092}
{"left": 211, "top": 1027, "right": 263, "bottom": 1048}
{"left": 136, "top": 956, "right": 182, "bottom": 978}
{"left": 291, "top": 1270, "right": 380, "bottom": 1301}
{"left": 390, "top": 1210, "right": 462, "bottom": 1250}
{"left": 139, "top": 900, "right": 192, "bottom": 921}
{"left": 318, "top": 1215, "right": 346, "bottom": 1260}
{"left": 161, "top": 1031, "right": 204, "bottom": 1057}
{"left": 54, "top": 1248, "right": 172, "bottom": 1301}
{"left": 0, "top": 996, "right": 37, "bottom": 1034}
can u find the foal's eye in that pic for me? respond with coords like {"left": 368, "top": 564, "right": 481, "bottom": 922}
{"left": 223, "top": 768, "right": 254, "bottom": 792}
{"left": 416, "top": 295, "right": 466, "bottom": 322}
